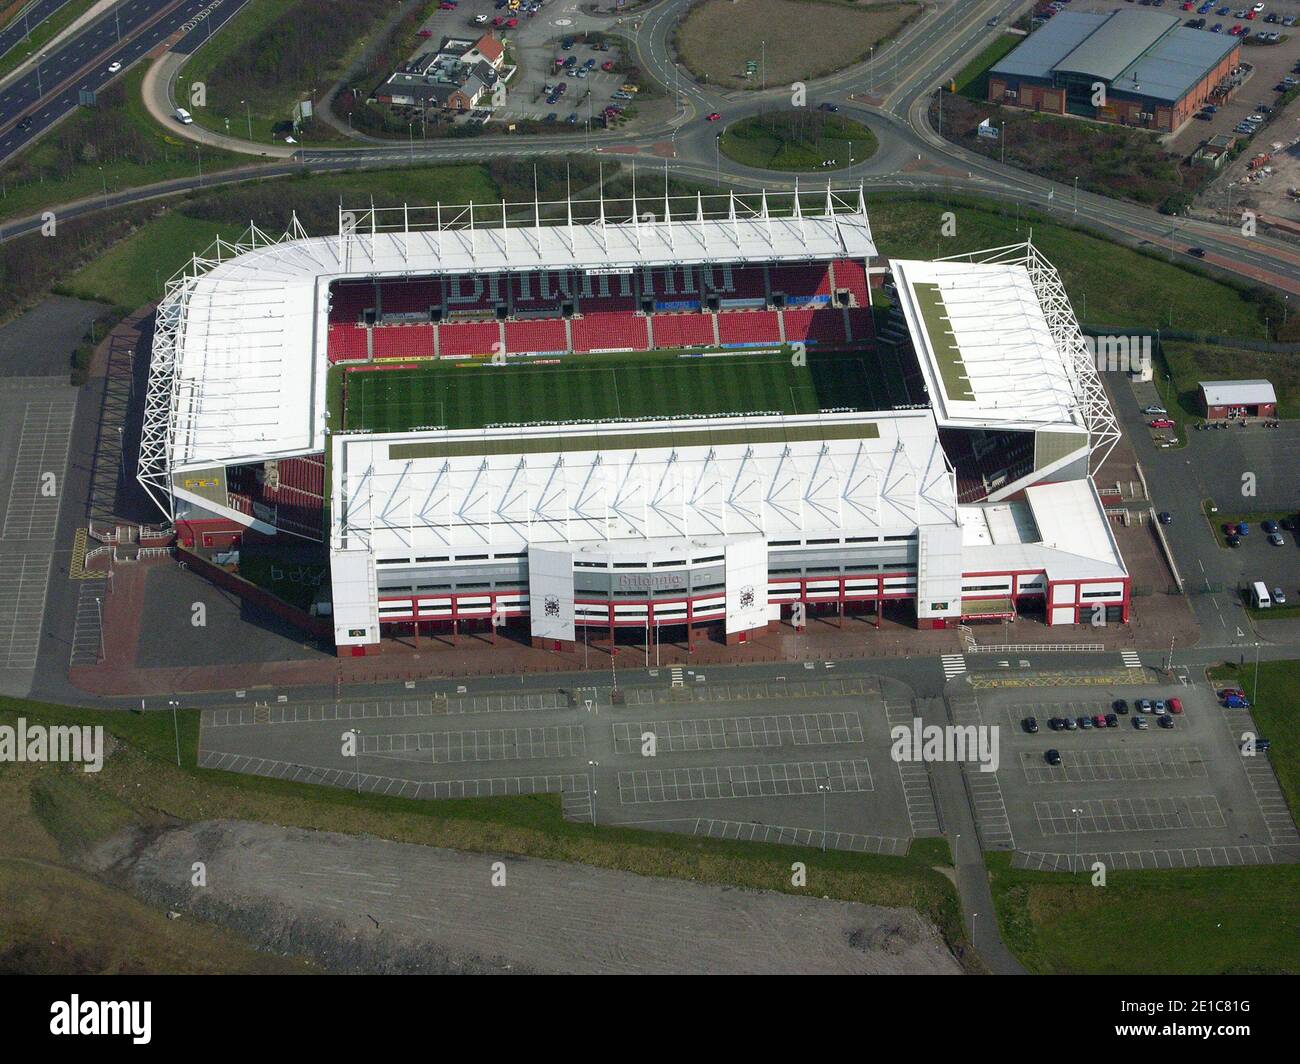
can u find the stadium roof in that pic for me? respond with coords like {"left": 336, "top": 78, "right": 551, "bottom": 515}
{"left": 1198, "top": 379, "right": 1277, "bottom": 406}
{"left": 143, "top": 190, "right": 878, "bottom": 491}
{"left": 992, "top": 11, "right": 1237, "bottom": 103}
{"left": 888, "top": 258, "right": 1085, "bottom": 432}
{"left": 331, "top": 410, "right": 958, "bottom": 558}
{"left": 959, "top": 480, "right": 1127, "bottom": 580}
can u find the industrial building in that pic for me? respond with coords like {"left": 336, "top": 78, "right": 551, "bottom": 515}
{"left": 1198, "top": 379, "right": 1278, "bottom": 420}
{"left": 987, "top": 10, "right": 1240, "bottom": 132}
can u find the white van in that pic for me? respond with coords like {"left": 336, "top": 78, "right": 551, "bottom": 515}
{"left": 1251, "top": 581, "right": 1272, "bottom": 608}
{"left": 174, "top": 107, "right": 193, "bottom": 125}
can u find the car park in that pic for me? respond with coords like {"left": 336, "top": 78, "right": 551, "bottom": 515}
{"left": 1045, "top": 749, "right": 1062, "bottom": 766}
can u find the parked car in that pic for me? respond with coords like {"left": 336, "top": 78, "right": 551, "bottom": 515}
{"left": 1237, "top": 522, "right": 1249, "bottom": 535}
{"left": 1150, "top": 418, "right": 1176, "bottom": 428}
{"left": 1105, "top": 713, "right": 1119, "bottom": 727}
{"left": 1262, "top": 519, "right": 1279, "bottom": 533}
{"left": 1079, "top": 715, "right": 1094, "bottom": 729}
{"left": 1113, "top": 699, "right": 1129, "bottom": 713}
{"left": 818, "top": 102, "right": 840, "bottom": 112}
{"left": 1134, "top": 716, "right": 1150, "bottom": 729}
{"left": 1273, "top": 587, "right": 1287, "bottom": 605}
{"left": 1269, "top": 532, "right": 1285, "bottom": 546}
{"left": 1045, "top": 749, "right": 1062, "bottom": 766}
{"left": 706, "top": 112, "right": 721, "bottom": 121}
{"left": 601, "top": 60, "right": 615, "bottom": 71}
{"left": 1137, "top": 698, "right": 1153, "bottom": 712}
{"left": 1142, "top": 405, "right": 1168, "bottom": 414}
{"left": 1023, "top": 716, "right": 1039, "bottom": 733}
{"left": 1169, "top": 697, "right": 1183, "bottom": 714}
{"left": 1049, "top": 717, "right": 1065, "bottom": 731}
{"left": 1158, "top": 714, "right": 1175, "bottom": 729}
{"left": 1064, "top": 716, "right": 1078, "bottom": 731}
{"left": 1219, "top": 687, "right": 1245, "bottom": 700}
{"left": 1225, "top": 695, "right": 1252, "bottom": 708}
{"left": 1093, "top": 714, "right": 1109, "bottom": 729}
{"left": 1228, "top": 534, "right": 1241, "bottom": 548}
{"left": 1158, "top": 511, "right": 1173, "bottom": 524}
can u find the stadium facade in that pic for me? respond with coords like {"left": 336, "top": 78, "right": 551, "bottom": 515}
{"left": 140, "top": 186, "right": 1128, "bottom": 655}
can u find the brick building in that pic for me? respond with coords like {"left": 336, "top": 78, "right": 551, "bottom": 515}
{"left": 988, "top": 10, "right": 1239, "bottom": 133}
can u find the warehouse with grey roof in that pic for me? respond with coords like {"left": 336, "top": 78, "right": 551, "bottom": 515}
{"left": 987, "top": 10, "right": 1240, "bottom": 132}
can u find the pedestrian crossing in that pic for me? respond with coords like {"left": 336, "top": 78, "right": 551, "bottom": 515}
{"left": 941, "top": 654, "right": 967, "bottom": 680}
{"left": 670, "top": 665, "right": 684, "bottom": 688}
{"left": 1122, "top": 650, "right": 1142, "bottom": 669}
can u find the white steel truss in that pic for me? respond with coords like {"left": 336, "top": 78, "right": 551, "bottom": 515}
{"left": 938, "top": 240, "right": 1121, "bottom": 473}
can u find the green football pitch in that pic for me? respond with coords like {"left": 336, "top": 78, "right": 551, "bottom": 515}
{"left": 343, "top": 351, "right": 887, "bottom": 433}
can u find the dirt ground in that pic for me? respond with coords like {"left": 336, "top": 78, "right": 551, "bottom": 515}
{"left": 93, "top": 819, "right": 964, "bottom": 975}
{"left": 675, "top": 0, "right": 918, "bottom": 90}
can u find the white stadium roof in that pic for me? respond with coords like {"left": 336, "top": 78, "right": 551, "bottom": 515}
{"left": 890, "top": 257, "right": 1085, "bottom": 431}
{"left": 138, "top": 188, "right": 878, "bottom": 515}
{"left": 331, "top": 410, "right": 958, "bottom": 559}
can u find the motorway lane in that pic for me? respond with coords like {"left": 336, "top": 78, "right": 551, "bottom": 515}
{"left": 0, "top": 0, "right": 76, "bottom": 64}
{"left": 0, "top": 0, "right": 225, "bottom": 161}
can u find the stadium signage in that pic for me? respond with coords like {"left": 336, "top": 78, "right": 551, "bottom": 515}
{"left": 617, "top": 573, "right": 687, "bottom": 591}
{"left": 588, "top": 267, "right": 634, "bottom": 276}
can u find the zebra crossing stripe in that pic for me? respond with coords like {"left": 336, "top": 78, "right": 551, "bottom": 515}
{"left": 941, "top": 655, "right": 966, "bottom": 678}
{"left": 670, "top": 666, "right": 684, "bottom": 688}
{"left": 1122, "top": 650, "right": 1142, "bottom": 669}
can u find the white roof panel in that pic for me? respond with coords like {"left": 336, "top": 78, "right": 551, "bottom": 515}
{"left": 1199, "top": 380, "right": 1277, "bottom": 407}
{"left": 890, "top": 258, "right": 1085, "bottom": 432}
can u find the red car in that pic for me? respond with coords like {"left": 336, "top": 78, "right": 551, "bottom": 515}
{"left": 706, "top": 112, "right": 721, "bottom": 121}
{"left": 417, "top": 28, "right": 433, "bottom": 37}
{"left": 1168, "top": 697, "right": 1184, "bottom": 714}
{"left": 505, "top": 16, "right": 518, "bottom": 26}
{"left": 1150, "top": 418, "right": 1175, "bottom": 428}
{"left": 1219, "top": 687, "right": 1245, "bottom": 700}
{"left": 601, "top": 60, "right": 614, "bottom": 71}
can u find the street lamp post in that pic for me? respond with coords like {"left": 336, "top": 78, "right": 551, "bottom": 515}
{"left": 352, "top": 728, "right": 362, "bottom": 794}
{"left": 1073, "top": 176, "right": 1079, "bottom": 215}
{"left": 1072, "top": 806, "right": 1083, "bottom": 873}
{"left": 588, "top": 760, "right": 599, "bottom": 823}
{"left": 242, "top": 99, "right": 252, "bottom": 141}
{"left": 819, "top": 781, "right": 830, "bottom": 852}
{"left": 168, "top": 700, "right": 181, "bottom": 767}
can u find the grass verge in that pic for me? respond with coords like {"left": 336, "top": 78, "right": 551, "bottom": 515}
{"left": 719, "top": 110, "right": 877, "bottom": 171}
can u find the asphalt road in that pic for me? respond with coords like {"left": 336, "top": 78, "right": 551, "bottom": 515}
{"left": 0, "top": 0, "right": 76, "bottom": 67}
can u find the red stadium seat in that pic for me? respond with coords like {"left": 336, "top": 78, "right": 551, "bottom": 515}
{"left": 782, "top": 308, "right": 846, "bottom": 345}
{"left": 379, "top": 280, "right": 438, "bottom": 315}
{"left": 717, "top": 310, "right": 781, "bottom": 346}
{"left": 505, "top": 318, "right": 568, "bottom": 353}
{"left": 438, "top": 321, "right": 501, "bottom": 356}
{"left": 327, "top": 323, "right": 370, "bottom": 363}
{"left": 329, "top": 281, "right": 374, "bottom": 324}
{"left": 769, "top": 263, "right": 832, "bottom": 300}
{"left": 651, "top": 313, "right": 716, "bottom": 348}
{"left": 570, "top": 311, "right": 648, "bottom": 352}
{"left": 703, "top": 264, "right": 766, "bottom": 300}
{"left": 845, "top": 308, "right": 874, "bottom": 343}
{"left": 832, "top": 258, "right": 870, "bottom": 307}
{"left": 372, "top": 324, "right": 434, "bottom": 359}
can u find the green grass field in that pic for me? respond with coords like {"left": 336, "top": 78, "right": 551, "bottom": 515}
{"left": 344, "top": 351, "right": 881, "bottom": 433}
{"left": 720, "top": 111, "right": 878, "bottom": 172}
{"left": 951, "top": 34, "right": 1020, "bottom": 100}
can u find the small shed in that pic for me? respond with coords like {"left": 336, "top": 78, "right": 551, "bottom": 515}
{"left": 1198, "top": 379, "right": 1277, "bottom": 419}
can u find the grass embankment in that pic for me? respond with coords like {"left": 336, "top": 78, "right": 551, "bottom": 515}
{"left": 0, "top": 67, "right": 251, "bottom": 224}
{"left": 0, "top": 696, "right": 970, "bottom": 972}
{"left": 987, "top": 853, "right": 1298, "bottom": 974}
{"left": 951, "top": 34, "right": 1019, "bottom": 101}
{"left": 720, "top": 111, "right": 877, "bottom": 171}
{"left": 1162, "top": 341, "right": 1299, "bottom": 418}
{"left": 0, "top": 0, "right": 99, "bottom": 81}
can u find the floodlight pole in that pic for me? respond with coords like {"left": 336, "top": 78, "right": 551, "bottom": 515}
{"left": 168, "top": 699, "right": 181, "bottom": 766}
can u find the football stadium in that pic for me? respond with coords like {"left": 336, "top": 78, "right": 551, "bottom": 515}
{"left": 138, "top": 186, "right": 1127, "bottom": 656}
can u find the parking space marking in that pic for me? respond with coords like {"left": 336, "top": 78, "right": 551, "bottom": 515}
{"left": 197, "top": 748, "right": 584, "bottom": 801}
{"left": 0, "top": 553, "right": 52, "bottom": 669}
{"left": 1, "top": 397, "right": 76, "bottom": 541}
{"left": 69, "top": 579, "right": 106, "bottom": 666}
{"left": 690, "top": 817, "right": 909, "bottom": 855}
{"left": 653, "top": 677, "right": 869, "bottom": 704}
{"left": 611, "top": 711, "right": 863, "bottom": 753}
{"left": 1220, "top": 702, "right": 1300, "bottom": 846}
{"left": 617, "top": 759, "right": 873, "bottom": 804}
{"left": 1034, "top": 794, "right": 1225, "bottom": 835}
{"left": 1014, "top": 843, "right": 1287, "bottom": 872}
{"left": 364, "top": 724, "right": 586, "bottom": 764}
{"left": 203, "top": 699, "right": 446, "bottom": 727}
{"left": 446, "top": 691, "right": 571, "bottom": 714}
{"left": 1021, "top": 745, "right": 1209, "bottom": 784}
{"left": 885, "top": 699, "right": 942, "bottom": 837}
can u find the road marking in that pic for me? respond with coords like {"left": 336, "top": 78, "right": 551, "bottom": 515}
{"left": 941, "top": 654, "right": 966, "bottom": 679}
